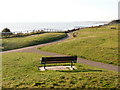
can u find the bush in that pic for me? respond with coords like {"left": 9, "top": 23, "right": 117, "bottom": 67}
{"left": 2, "top": 28, "right": 11, "bottom": 32}
{"left": 2, "top": 28, "right": 13, "bottom": 36}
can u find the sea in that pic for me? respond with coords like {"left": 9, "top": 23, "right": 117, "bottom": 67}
{"left": 0, "top": 21, "right": 108, "bottom": 33}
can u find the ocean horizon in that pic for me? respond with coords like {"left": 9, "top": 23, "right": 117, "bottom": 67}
{"left": 0, "top": 21, "right": 108, "bottom": 33}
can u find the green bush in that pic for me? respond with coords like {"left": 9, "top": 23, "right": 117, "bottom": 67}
{"left": 2, "top": 28, "right": 11, "bottom": 32}
{"left": 2, "top": 28, "right": 13, "bottom": 36}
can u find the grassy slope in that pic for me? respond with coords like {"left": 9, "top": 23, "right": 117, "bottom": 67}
{"left": 39, "top": 24, "right": 119, "bottom": 65}
{"left": 2, "top": 52, "right": 119, "bottom": 88}
{"left": 2, "top": 33, "right": 67, "bottom": 51}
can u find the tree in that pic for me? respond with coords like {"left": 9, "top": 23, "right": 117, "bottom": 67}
{"left": 1, "top": 28, "right": 13, "bottom": 36}
{"left": 2, "top": 28, "right": 11, "bottom": 32}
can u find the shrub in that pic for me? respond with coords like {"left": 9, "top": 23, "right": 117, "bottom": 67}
{"left": 2, "top": 28, "right": 13, "bottom": 36}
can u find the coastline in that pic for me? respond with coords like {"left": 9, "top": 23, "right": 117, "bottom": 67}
{"left": 0, "top": 21, "right": 108, "bottom": 32}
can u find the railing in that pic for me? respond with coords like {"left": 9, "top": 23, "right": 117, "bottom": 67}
{"left": 0, "top": 28, "right": 67, "bottom": 38}
{"left": 0, "top": 28, "right": 65, "bottom": 34}
{"left": 0, "top": 27, "right": 82, "bottom": 38}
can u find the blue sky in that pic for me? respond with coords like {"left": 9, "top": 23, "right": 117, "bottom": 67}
{"left": 0, "top": 0, "right": 119, "bottom": 23}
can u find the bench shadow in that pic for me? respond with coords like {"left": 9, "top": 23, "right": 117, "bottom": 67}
{"left": 58, "top": 69, "right": 104, "bottom": 73}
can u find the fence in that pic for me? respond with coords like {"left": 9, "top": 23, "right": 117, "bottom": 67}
{"left": 1, "top": 28, "right": 65, "bottom": 34}
{"left": 0, "top": 27, "right": 83, "bottom": 38}
{"left": 0, "top": 28, "right": 66, "bottom": 38}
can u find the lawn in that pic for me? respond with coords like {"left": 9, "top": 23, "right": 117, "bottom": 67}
{"left": 39, "top": 24, "right": 119, "bottom": 66}
{"left": 2, "top": 33, "right": 67, "bottom": 51}
{"left": 2, "top": 52, "right": 119, "bottom": 88}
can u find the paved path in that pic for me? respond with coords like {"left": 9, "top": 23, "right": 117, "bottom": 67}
{"left": 1, "top": 33, "right": 119, "bottom": 72}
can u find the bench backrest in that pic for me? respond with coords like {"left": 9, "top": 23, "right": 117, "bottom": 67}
{"left": 41, "top": 56, "right": 77, "bottom": 64}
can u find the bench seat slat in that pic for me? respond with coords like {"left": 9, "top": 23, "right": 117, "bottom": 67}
{"left": 42, "top": 58, "right": 76, "bottom": 60}
{"left": 41, "top": 56, "right": 77, "bottom": 64}
{"left": 42, "top": 59, "right": 75, "bottom": 61}
{"left": 42, "top": 56, "right": 77, "bottom": 59}
{"left": 42, "top": 57, "right": 77, "bottom": 61}
{"left": 42, "top": 60, "right": 72, "bottom": 63}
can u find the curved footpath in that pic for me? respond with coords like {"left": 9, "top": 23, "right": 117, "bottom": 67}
{"left": 1, "top": 33, "right": 119, "bottom": 72}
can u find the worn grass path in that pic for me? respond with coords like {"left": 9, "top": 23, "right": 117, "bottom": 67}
{"left": 1, "top": 33, "right": 119, "bottom": 72}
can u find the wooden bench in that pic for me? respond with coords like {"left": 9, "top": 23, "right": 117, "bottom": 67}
{"left": 40, "top": 56, "right": 77, "bottom": 70}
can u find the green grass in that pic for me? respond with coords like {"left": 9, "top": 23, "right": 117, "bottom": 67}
{"left": 2, "top": 52, "right": 119, "bottom": 88}
{"left": 39, "top": 24, "right": 119, "bottom": 66}
{"left": 2, "top": 33, "right": 67, "bottom": 51}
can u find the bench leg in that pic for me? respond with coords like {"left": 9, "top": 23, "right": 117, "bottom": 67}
{"left": 44, "top": 63, "right": 46, "bottom": 70}
{"left": 71, "top": 61, "right": 73, "bottom": 68}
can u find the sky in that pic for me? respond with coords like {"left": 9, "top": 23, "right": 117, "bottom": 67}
{"left": 118, "top": 1, "right": 120, "bottom": 19}
{"left": 0, "top": 0, "right": 119, "bottom": 23}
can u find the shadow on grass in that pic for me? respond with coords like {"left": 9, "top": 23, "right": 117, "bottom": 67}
{"left": 58, "top": 69, "right": 104, "bottom": 73}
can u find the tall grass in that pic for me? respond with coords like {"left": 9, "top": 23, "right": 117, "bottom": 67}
{"left": 39, "top": 24, "right": 119, "bottom": 65}
{"left": 2, "top": 33, "right": 67, "bottom": 51}
{"left": 2, "top": 52, "right": 119, "bottom": 88}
